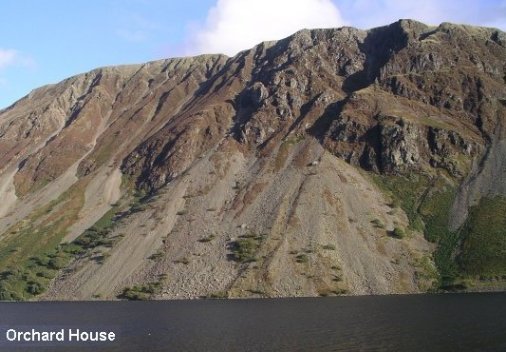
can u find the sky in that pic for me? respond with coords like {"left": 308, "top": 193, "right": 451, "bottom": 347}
{"left": 0, "top": 0, "right": 505, "bottom": 109}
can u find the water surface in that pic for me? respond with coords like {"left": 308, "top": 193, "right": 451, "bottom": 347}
{"left": 1, "top": 293, "right": 505, "bottom": 351}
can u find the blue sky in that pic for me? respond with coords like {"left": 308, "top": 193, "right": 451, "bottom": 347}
{"left": 1, "top": 0, "right": 505, "bottom": 108}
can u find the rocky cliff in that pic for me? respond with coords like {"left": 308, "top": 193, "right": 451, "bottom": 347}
{"left": 0, "top": 20, "right": 505, "bottom": 300}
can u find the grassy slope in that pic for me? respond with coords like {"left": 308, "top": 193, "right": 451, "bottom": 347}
{"left": 0, "top": 180, "right": 135, "bottom": 301}
{"left": 0, "top": 182, "right": 86, "bottom": 300}
{"left": 372, "top": 173, "right": 506, "bottom": 290}
{"left": 459, "top": 197, "right": 506, "bottom": 278}
{"left": 371, "top": 173, "right": 456, "bottom": 287}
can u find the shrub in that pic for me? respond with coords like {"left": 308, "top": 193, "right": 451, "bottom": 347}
{"left": 229, "top": 235, "right": 262, "bottom": 263}
{"left": 332, "top": 274, "right": 342, "bottom": 282}
{"left": 26, "top": 281, "right": 44, "bottom": 295}
{"left": 0, "top": 288, "right": 14, "bottom": 301}
{"left": 371, "top": 219, "right": 385, "bottom": 229}
{"left": 392, "top": 227, "right": 405, "bottom": 239}
{"left": 36, "top": 270, "right": 54, "bottom": 279}
{"left": 207, "top": 291, "right": 228, "bottom": 299}
{"left": 95, "top": 253, "right": 111, "bottom": 264}
{"left": 248, "top": 289, "right": 265, "bottom": 295}
{"left": 120, "top": 286, "right": 149, "bottom": 301}
{"left": 296, "top": 254, "right": 309, "bottom": 263}
{"left": 332, "top": 288, "right": 349, "bottom": 295}
{"left": 148, "top": 251, "right": 164, "bottom": 261}
{"left": 322, "top": 244, "right": 336, "bottom": 250}
{"left": 198, "top": 234, "right": 216, "bottom": 243}
{"left": 119, "top": 282, "right": 162, "bottom": 300}
{"left": 48, "top": 256, "right": 67, "bottom": 270}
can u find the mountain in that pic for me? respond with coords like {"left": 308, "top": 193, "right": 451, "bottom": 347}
{"left": 0, "top": 20, "right": 505, "bottom": 301}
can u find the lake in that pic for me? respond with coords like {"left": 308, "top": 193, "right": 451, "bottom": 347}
{"left": 1, "top": 293, "right": 505, "bottom": 351}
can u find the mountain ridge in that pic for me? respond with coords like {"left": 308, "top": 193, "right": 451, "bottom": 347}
{"left": 0, "top": 19, "right": 505, "bottom": 300}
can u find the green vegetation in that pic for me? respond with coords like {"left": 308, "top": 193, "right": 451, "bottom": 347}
{"left": 322, "top": 244, "right": 336, "bottom": 250}
{"left": 73, "top": 207, "right": 120, "bottom": 250}
{"left": 91, "top": 140, "right": 118, "bottom": 171}
{"left": 333, "top": 288, "right": 349, "bottom": 295}
{"left": 198, "top": 234, "right": 216, "bottom": 243}
{"left": 332, "top": 274, "right": 343, "bottom": 282}
{"left": 295, "top": 254, "right": 309, "bottom": 263}
{"left": 148, "top": 251, "right": 164, "bottom": 261}
{"left": 127, "top": 187, "right": 150, "bottom": 214}
{"left": 247, "top": 289, "right": 266, "bottom": 295}
{"left": 371, "top": 173, "right": 461, "bottom": 287}
{"left": 229, "top": 233, "right": 264, "bottom": 263}
{"left": 0, "top": 203, "right": 122, "bottom": 300}
{"left": 415, "top": 255, "right": 440, "bottom": 286}
{"left": 391, "top": 227, "right": 406, "bottom": 239}
{"left": 283, "top": 134, "right": 305, "bottom": 146}
{"left": 119, "top": 281, "right": 163, "bottom": 300}
{"left": 119, "top": 272, "right": 168, "bottom": 301}
{"left": 419, "top": 186, "right": 460, "bottom": 285}
{"left": 371, "top": 173, "right": 428, "bottom": 233}
{"left": 318, "top": 288, "right": 349, "bottom": 296}
{"left": 207, "top": 290, "right": 228, "bottom": 299}
{"left": 0, "top": 182, "right": 148, "bottom": 301}
{"left": 371, "top": 218, "right": 385, "bottom": 229}
{"left": 374, "top": 174, "right": 506, "bottom": 289}
{"left": 0, "top": 184, "right": 85, "bottom": 301}
{"left": 458, "top": 197, "right": 506, "bottom": 278}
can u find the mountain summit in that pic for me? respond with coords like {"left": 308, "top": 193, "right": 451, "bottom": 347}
{"left": 0, "top": 20, "right": 505, "bottom": 300}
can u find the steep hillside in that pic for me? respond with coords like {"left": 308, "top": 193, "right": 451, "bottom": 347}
{"left": 0, "top": 20, "right": 505, "bottom": 300}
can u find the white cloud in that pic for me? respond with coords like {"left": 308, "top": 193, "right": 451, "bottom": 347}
{"left": 0, "top": 48, "right": 35, "bottom": 71}
{"left": 338, "top": 0, "right": 506, "bottom": 30}
{"left": 0, "top": 49, "right": 18, "bottom": 70}
{"left": 181, "top": 0, "right": 506, "bottom": 57}
{"left": 340, "top": 0, "right": 446, "bottom": 28}
{"left": 185, "top": 0, "right": 346, "bottom": 56}
{"left": 0, "top": 48, "right": 36, "bottom": 100}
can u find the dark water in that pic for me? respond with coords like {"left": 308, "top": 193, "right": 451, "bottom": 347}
{"left": 1, "top": 293, "right": 506, "bottom": 351}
